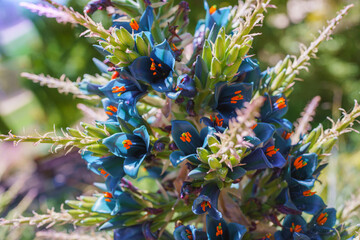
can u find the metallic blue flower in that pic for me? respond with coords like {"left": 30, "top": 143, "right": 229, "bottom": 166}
{"left": 244, "top": 122, "right": 275, "bottom": 146}
{"left": 173, "top": 225, "right": 207, "bottom": 240}
{"left": 274, "top": 215, "right": 308, "bottom": 240}
{"left": 170, "top": 120, "right": 214, "bottom": 166}
{"left": 274, "top": 128, "right": 292, "bottom": 157}
{"left": 241, "top": 141, "right": 286, "bottom": 170}
{"left": 260, "top": 93, "right": 292, "bottom": 131}
{"left": 206, "top": 215, "right": 247, "bottom": 240}
{"left": 214, "top": 82, "right": 253, "bottom": 120}
{"left": 113, "top": 6, "right": 154, "bottom": 34}
{"left": 200, "top": 114, "right": 227, "bottom": 133}
{"left": 204, "top": 0, "right": 231, "bottom": 31}
{"left": 234, "top": 57, "right": 263, "bottom": 91}
{"left": 103, "top": 125, "right": 151, "bottom": 178}
{"left": 99, "top": 71, "right": 147, "bottom": 104}
{"left": 286, "top": 153, "right": 318, "bottom": 189}
{"left": 309, "top": 208, "right": 337, "bottom": 233}
{"left": 79, "top": 79, "right": 104, "bottom": 96}
{"left": 102, "top": 98, "right": 119, "bottom": 123}
{"left": 192, "top": 182, "right": 222, "bottom": 220}
{"left": 129, "top": 41, "right": 175, "bottom": 93}
{"left": 167, "top": 74, "right": 197, "bottom": 99}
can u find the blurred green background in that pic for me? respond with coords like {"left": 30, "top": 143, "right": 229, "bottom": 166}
{"left": 0, "top": 0, "right": 359, "bottom": 238}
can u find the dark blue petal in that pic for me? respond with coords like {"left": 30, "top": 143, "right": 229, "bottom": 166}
{"left": 103, "top": 133, "right": 147, "bottom": 158}
{"left": 139, "top": 6, "right": 154, "bottom": 31}
{"left": 170, "top": 151, "right": 198, "bottom": 167}
{"left": 280, "top": 214, "right": 308, "bottom": 239}
{"left": 92, "top": 196, "right": 115, "bottom": 214}
{"left": 227, "top": 166, "right": 246, "bottom": 180}
{"left": 114, "top": 225, "right": 145, "bottom": 240}
{"left": 241, "top": 148, "right": 273, "bottom": 170}
{"left": 171, "top": 120, "right": 203, "bottom": 155}
{"left": 228, "top": 222, "right": 247, "bottom": 240}
{"left": 123, "top": 155, "right": 146, "bottom": 178}
{"left": 206, "top": 216, "right": 229, "bottom": 240}
{"left": 292, "top": 194, "right": 326, "bottom": 215}
{"left": 152, "top": 40, "right": 175, "bottom": 69}
{"left": 192, "top": 182, "right": 222, "bottom": 220}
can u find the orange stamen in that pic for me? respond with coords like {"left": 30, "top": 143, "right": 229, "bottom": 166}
{"left": 293, "top": 156, "right": 307, "bottom": 170}
{"left": 282, "top": 131, "right": 292, "bottom": 140}
{"left": 289, "top": 222, "right": 302, "bottom": 233}
{"left": 122, "top": 139, "right": 133, "bottom": 150}
{"left": 112, "top": 86, "right": 126, "bottom": 94}
{"left": 111, "top": 71, "right": 119, "bottom": 80}
{"left": 216, "top": 222, "right": 223, "bottom": 236}
{"left": 251, "top": 124, "right": 258, "bottom": 130}
{"left": 107, "top": 105, "right": 118, "bottom": 112}
{"left": 317, "top": 212, "right": 328, "bottom": 226}
{"left": 209, "top": 5, "right": 217, "bottom": 15}
{"left": 185, "top": 229, "right": 193, "bottom": 240}
{"left": 200, "top": 201, "right": 211, "bottom": 212}
{"left": 265, "top": 145, "right": 278, "bottom": 157}
{"left": 230, "top": 90, "right": 244, "bottom": 104}
{"left": 303, "top": 190, "right": 316, "bottom": 196}
{"left": 171, "top": 43, "right": 179, "bottom": 51}
{"left": 274, "top": 97, "right": 286, "bottom": 110}
{"left": 180, "top": 132, "right": 192, "bottom": 143}
{"left": 153, "top": 72, "right": 157, "bottom": 75}
{"left": 130, "top": 18, "right": 139, "bottom": 31}
{"left": 99, "top": 168, "right": 109, "bottom": 178}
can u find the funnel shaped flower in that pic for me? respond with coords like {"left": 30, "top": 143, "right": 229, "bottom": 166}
{"left": 275, "top": 215, "right": 308, "bottom": 240}
{"left": 100, "top": 71, "right": 147, "bottom": 104}
{"left": 260, "top": 93, "right": 292, "bottom": 131}
{"left": 286, "top": 153, "right": 318, "bottom": 189}
{"left": 234, "top": 57, "right": 263, "bottom": 91}
{"left": 170, "top": 120, "right": 214, "bottom": 166}
{"left": 91, "top": 182, "right": 141, "bottom": 216}
{"left": 103, "top": 126, "right": 151, "bottom": 178}
{"left": 174, "top": 225, "right": 207, "bottom": 240}
{"left": 204, "top": 0, "right": 231, "bottom": 31}
{"left": 167, "top": 74, "right": 196, "bottom": 99}
{"left": 193, "top": 182, "right": 222, "bottom": 220}
{"left": 130, "top": 41, "right": 175, "bottom": 93}
{"left": 245, "top": 122, "right": 275, "bottom": 146}
{"left": 241, "top": 141, "right": 286, "bottom": 170}
{"left": 214, "top": 82, "right": 253, "bottom": 120}
{"left": 309, "top": 208, "right": 336, "bottom": 233}
{"left": 201, "top": 114, "right": 227, "bottom": 133}
{"left": 102, "top": 98, "right": 119, "bottom": 123}
{"left": 274, "top": 128, "right": 292, "bottom": 157}
{"left": 206, "top": 215, "right": 247, "bottom": 240}
{"left": 113, "top": 6, "right": 154, "bottom": 33}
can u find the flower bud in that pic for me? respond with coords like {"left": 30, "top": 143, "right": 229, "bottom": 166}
{"left": 135, "top": 35, "right": 149, "bottom": 56}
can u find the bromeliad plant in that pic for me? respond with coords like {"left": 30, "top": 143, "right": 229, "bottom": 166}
{"left": 1, "top": 0, "right": 360, "bottom": 239}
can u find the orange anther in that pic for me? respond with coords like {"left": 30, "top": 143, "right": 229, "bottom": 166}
{"left": 265, "top": 145, "right": 278, "bottom": 157}
{"left": 293, "top": 156, "right": 307, "bottom": 169}
{"left": 130, "top": 18, "right": 139, "bottom": 31}
{"left": 112, "top": 86, "right": 126, "bottom": 94}
{"left": 209, "top": 5, "right": 217, "bottom": 15}
{"left": 274, "top": 97, "right": 286, "bottom": 110}
{"left": 200, "top": 201, "right": 211, "bottom": 212}
{"left": 317, "top": 212, "right": 328, "bottom": 226}
{"left": 122, "top": 139, "right": 133, "bottom": 150}
{"left": 216, "top": 222, "right": 223, "bottom": 236}
{"left": 289, "top": 223, "right": 302, "bottom": 233}
{"left": 111, "top": 71, "right": 119, "bottom": 80}
{"left": 180, "top": 132, "right": 192, "bottom": 143}
{"left": 303, "top": 190, "right": 316, "bottom": 196}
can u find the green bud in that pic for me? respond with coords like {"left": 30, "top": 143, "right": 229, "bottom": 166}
{"left": 197, "top": 147, "right": 211, "bottom": 163}
{"left": 216, "top": 180, "right": 224, "bottom": 189}
{"left": 304, "top": 124, "right": 323, "bottom": 148}
{"left": 225, "top": 36, "right": 231, "bottom": 48}
{"left": 208, "top": 157, "right": 222, "bottom": 169}
{"left": 65, "top": 200, "right": 93, "bottom": 210}
{"left": 322, "top": 137, "right": 338, "bottom": 154}
{"left": 215, "top": 35, "right": 225, "bottom": 60}
{"left": 86, "top": 144, "right": 109, "bottom": 155}
{"left": 106, "top": 55, "right": 121, "bottom": 65}
{"left": 81, "top": 123, "right": 108, "bottom": 138}
{"left": 99, "top": 41, "right": 110, "bottom": 49}
{"left": 96, "top": 122, "right": 121, "bottom": 135}
{"left": 204, "top": 171, "right": 217, "bottom": 181}
{"left": 282, "top": 73, "right": 296, "bottom": 87}
{"left": 217, "top": 167, "right": 228, "bottom": 181}
{"left": 67, "top": 209, "right": 88, "bottom": 217}
{"left": 229, "top": 155, "right": 239, "bottom": 166}
{"left": 237, "top": 39, "right": 253, "bottom": 58}
{"left": 66, "top": 128, "right": 83, "bottom": 138}
{"left": 135, "top": 35, "right": 149, "bottom": 56}
{"left": 79, "top": 196, "right": 98, "bottom": 203}
{"left": 226, "top": 45, "right": 240, "bottom": 66}
{"left": 119, "top": 27, "right": 135, "bottom": 49}
{"left": 114, "top": 29, "right": 126, "bottom": 49}
{"left": 202, "top": 40, "right": 212, "bottom": 69}
{"left": 275, "top": 55, "right": 290, "bottom": 74}
{"left": 270, "top": 69, "right": 286, "bottom": 91}
{"left": 80, "top": 217, "right": 108, "bottom": 226}
{"left": 113, "top": 48, "right": 129, "bottom": 63}
{"left": 210, "top": 57, "right": 222, "bottom": 77}
{"left": 127, "top": 50, "right": 141, "bottom": 62}
{"left": 223, "top": 60, "right": 240, "bottom": 78}
{"left": 208, "top": 135, "right": 220, "bottom": 153}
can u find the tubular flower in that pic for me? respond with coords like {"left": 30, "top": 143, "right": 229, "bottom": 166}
{"left": 206, "top": 215, "right": 247, "bottom": 240}
{"left": 113, "top": 6, "right": 154, "bottom": 34}
{"left": 214, "top": 82, "right": 253, "bottom": 121}
{"left": 130, "top": 41, "right": 175, "bottom": 93}
{"left": 241, "top": 141, "right": 286, "bottom": 170}
{"left": 170, "top": 120, "right": 214, "bottom": 167}
{"left": 192, "top": 182, "right": 222, "bottom": 220}
{"left": 102, "top": 98, "right": 119, "bottom": 123}
{"left": 274, "top": 215, "right": 307, "bottom": 240}
{"left": 103, "top": 126, "right": 151, "bottom": 178}
{"left": 167, "top": 74, "right": 197, "bottom": 99}
{"left": 173, "top": 225, "right": 207, "bottom": 240}
{"left": 200, "top": 114, "right": 227, "bottom": 133}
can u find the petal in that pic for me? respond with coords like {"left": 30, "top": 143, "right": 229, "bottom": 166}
{"left": 139, "top": 6, "right": 154, "bottom": 31}
{"left": 92, "top": 196, "right": 115, "bottom": 214}
{"left": 133, "top": 125, "right": 151, "bottom": 150}
{"left": 228, "top": 222, "right": 247, "bottom": 240}
{"left": 123, "top": 155, "right": 146, "bottom": 178}
{"left": 227, "top": 166, "right": 246, "bottom": 180}
{"left": 206, "top": 216, "right": 229, "bottom": 240}
{"left": 129, "top": 56, "right": 154, "bottom": 84}
{"left": 114, "top": 225, "right": 145, "bottom": 240}
{"left": 103, "top": 133, "right": 146, "bottom": 158}
{"left": 292, "top": 194, "right": 326, "bottom": 215}
{"left": 241, "top": 148, "right": 273, "bottom": 170}
{"left": 171, "top": 120, "right": 203, "bottom": 155}
{"left": 253, "top": 123, "right": 275, "bottom": 145}
{"left": 152, "top": 40, "right": 175, "bottom": 69}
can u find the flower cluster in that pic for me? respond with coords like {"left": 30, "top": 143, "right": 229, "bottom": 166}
{"left": 3, "top": 0, "right": 358, "bottom": 239}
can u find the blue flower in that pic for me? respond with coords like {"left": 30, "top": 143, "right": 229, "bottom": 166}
{"left": 286, "top": 153, "right": 318, "bottom": 189}
{"left": 79, "top": 79, "right": 104, "bottom": 96}
{"left": 274, "top": 215, "right": 308, "bottom": 240}
{"left": 214, "top": 82, "right": 253, "bottom": 121}
{"left": 245, "top": 122, "right": 275, "bottom": 146}
{"left": 170, "top": 120, "right": 214, "bottom": 166}
{"left": 260, "top": 93, "right": 293, "bottom": 131}
{"left": 173, "top": 225, "right": 207, "bottom": 240}
{"left": 234, "top": 57, "right": 263, "bottom": 91}
{"left": 129, "top": 41, "right": 175, "bottom": 93}
{"left": 200, "top": 114, "right": 227, "bottom": 133}
{"left": 309, "top": 208, "right": 337, "bottom": 234}
{"left": 99, "top": 71, "right": 147, "bottom": 104}
{"left": 167, "top": 74, "right": 197, "bottom": 99}
{"left": 274, "top": 128, "right": 292, "bottom": 157}
{"left": 206, "top": 215, "right": 247, "bottom": 240}
{"left": 241, "top": 141, "right": 286, "bottom": 170}
{"left": 113, "top": 6, "right": 154, "bottom": 34}
{"left": 102, "top": 98, "right": 119, "bottom": 123}
{"left": 103, "top": 125, "right": 151, "bottom": 178}
{"left": 192, "top": 182, "right": 222, "bottom": 220}
{"left": 204, "top": 0, "right": 231, "bottom": 32}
